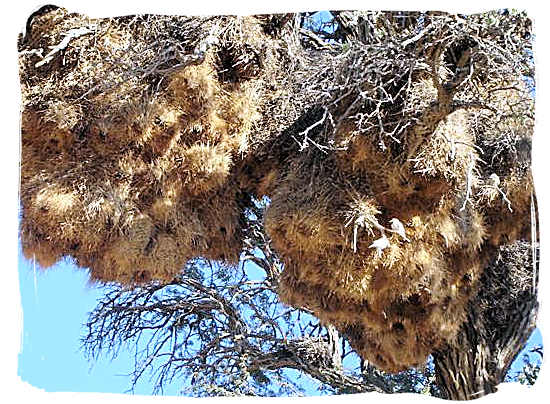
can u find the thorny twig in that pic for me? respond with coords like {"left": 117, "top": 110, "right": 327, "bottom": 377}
{"left": 460, "top": 152, "right": 477, "bottom": 212}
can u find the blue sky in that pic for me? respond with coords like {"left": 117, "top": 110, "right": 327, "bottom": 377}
{"left": 16, "top": 249, "right": 327, "bottom": 396}
{"left": 17, "top": 245, "right": 543, "bottom": 395}
{"left": 17, "top": 252, "right": 161, "bottom": 395}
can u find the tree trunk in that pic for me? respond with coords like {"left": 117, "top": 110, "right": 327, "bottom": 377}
{"left": 433, "top": 239, "right": 539, "bottom": 400}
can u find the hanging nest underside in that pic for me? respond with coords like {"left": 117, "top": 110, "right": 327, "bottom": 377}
{"left": 256, "top": 29, "right": 534, "bottom": 371}
{"left": 264, "top": 100, "right": 533, "bottom": 372}
{"left": 18, "top": 8, "right": 535, "bottom": 372}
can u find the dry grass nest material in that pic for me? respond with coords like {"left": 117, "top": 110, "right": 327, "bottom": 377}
{"left": 265, "top": 85, "right": 534, "bottom": 372}
{"left": 19, "top": 8, "right": 280, "bottom": 284}
{"left": 19, "top": 9, "right": 535, "bottom": 372}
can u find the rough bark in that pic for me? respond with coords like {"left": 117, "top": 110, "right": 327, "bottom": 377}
{"left": 433, "top": 238, "right": 539, "bottom": 400}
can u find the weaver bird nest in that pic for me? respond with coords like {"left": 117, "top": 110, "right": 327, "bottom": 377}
{"left": 18, "top": 8, "right": 535, "bottom": 372}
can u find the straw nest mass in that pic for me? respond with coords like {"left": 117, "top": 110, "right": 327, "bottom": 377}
{"left": 18, "top": 8, "right": 535, "bottom": 372}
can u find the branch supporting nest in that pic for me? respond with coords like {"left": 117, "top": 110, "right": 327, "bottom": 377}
{"left": 291, "top": 107, "right": 345, "bottom": 153}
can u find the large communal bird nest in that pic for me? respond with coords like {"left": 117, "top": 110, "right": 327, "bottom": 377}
{"left": 18, "top": 8, "right": 535, "bottom": 373}
{"left": 18, "top": 7, "right": 293, "bottom": 283}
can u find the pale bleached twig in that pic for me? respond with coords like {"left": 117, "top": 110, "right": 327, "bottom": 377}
{"left": 36, "top": 26, "right": 96, "bottom": 67}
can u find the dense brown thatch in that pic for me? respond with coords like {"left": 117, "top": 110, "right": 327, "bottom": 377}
{"left": 18, "top": 8, "right": 294, "bottom": 283}
{"left": 18, "top": 8, "right": 535, "bottom": 372}
{"left": 256, "top": 12, "right": 534, "bottom": 371}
